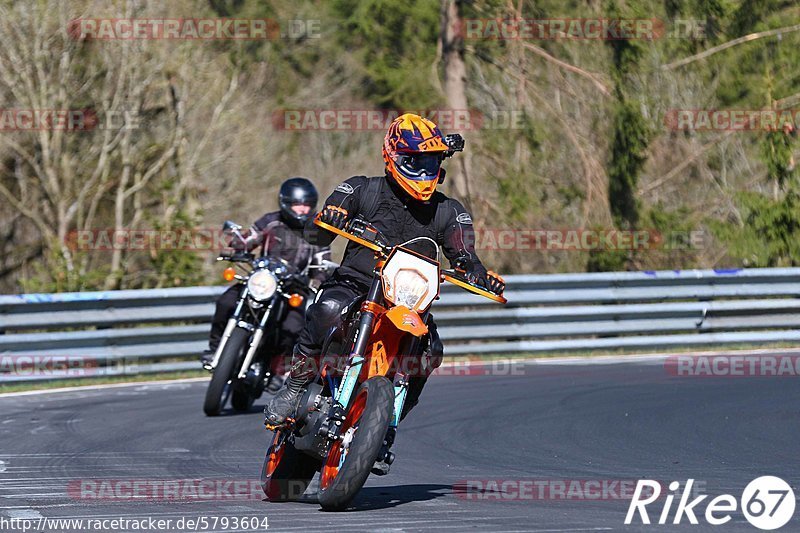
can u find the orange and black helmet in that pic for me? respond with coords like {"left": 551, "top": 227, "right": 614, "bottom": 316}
{"left": 382, "top": 113, "right": 450, "bottom": 201}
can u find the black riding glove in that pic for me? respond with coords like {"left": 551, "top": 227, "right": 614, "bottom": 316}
{"left": 318, "top": 205, "right": 349, "bottom": 230}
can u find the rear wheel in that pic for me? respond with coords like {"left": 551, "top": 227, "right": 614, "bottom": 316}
{"left": 203, "top": 328, "right": 248, "bottom": 416}
{"left": 261, "top": 431, "right": 320, "bottom": 502}
{"left": 317, "top": 376, "right": 394, "bottom": 511}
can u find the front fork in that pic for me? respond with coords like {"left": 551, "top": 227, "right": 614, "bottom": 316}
{"left": 332, "top": 277, "right": 383, "bottom": 414}
{"left": 390, "top": 324, "right": 425, "bottom": 429}
{"left": 208, "top": 286, "right": 249, "bottom": 371}
{"left": 331, "top": 278, "right": 425, "bottom": 436}
{"left": 375, "top": 329, "right": 425, "bottom": 465}
{"left": 237, "top": 301, "right": 274, "bottom": 379}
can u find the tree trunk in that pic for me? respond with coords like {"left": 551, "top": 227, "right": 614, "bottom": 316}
{"left": 440, "top": 0, "right": 471, "bottom": 204}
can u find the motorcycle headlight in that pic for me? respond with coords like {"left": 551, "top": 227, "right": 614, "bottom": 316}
{"left": 392, "top": 269, "right": 430, "bottom": 309}
{"left": 381, "top": 248, "right": 439, "bottom": 311}
{"left": 247, "top": 269, "right": 277, "bottom": 302}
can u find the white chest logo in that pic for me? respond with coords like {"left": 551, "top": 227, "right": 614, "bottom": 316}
{"left": 335, "top": 183, "right": 354, "bottom": 194}
{"left": 456, "top": 213, "right": 473, "bottom": 225}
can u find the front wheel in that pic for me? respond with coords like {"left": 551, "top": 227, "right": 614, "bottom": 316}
{"left": 203, "top": 327, "right": 248, "bottom": 416}
{"left": 232, "top": 361, "right": 265, "bottom": 412}
{"left": 317, "top": 376, "right": 394, "bottom": 511}
{"left": 231, "top": 387, "right": 256, "bottom": 412}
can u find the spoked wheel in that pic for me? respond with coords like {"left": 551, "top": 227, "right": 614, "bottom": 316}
{"left": 261, "top": 430, "right": 320, "bottom": 502}
{"left": 317, "top": 376, "right": 394, "bottom": 511}
{"left": 203, "top": 328, "right": 248, "bottom": 416}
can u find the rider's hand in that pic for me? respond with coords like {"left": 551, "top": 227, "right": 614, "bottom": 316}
{"left": 469, "top": 270, "right": 504, "bottom": 295}
{"left": 319, "top": 205, "right": 348, "bottom": 230}
{"left": 227, "top": 228, "right": 262, "bottom": 251}
{"left": 483, "top": 270, "right": 505, "bottom": 295}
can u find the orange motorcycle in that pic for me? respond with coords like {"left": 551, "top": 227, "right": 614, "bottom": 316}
{"left": 260, "top": 214, "right": 506, "bottom": 511}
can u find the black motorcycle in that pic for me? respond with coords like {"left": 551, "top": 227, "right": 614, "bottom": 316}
{"left": 203, "top": 221, "right": 333, "bottom": 416}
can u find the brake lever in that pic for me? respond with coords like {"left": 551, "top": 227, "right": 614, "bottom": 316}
{"left": 442, "top": 268, "right": 495, "bottom": 292}
{"left": 217, "top": 252, "right": 254, "bottom": 263}
{"left": 348, "top": 217, "right": 389, "bottom": 250}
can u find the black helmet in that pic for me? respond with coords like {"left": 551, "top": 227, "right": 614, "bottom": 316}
{"left": 279, "top": 177, "right": 319, "bottom": 228}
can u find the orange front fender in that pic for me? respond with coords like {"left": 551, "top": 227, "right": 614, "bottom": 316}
{"left": 385, "top": 305, "right": 428, "bottom": 337}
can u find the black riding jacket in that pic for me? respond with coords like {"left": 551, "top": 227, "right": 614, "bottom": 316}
{"left": 305, "top": 175, "right": 487, "bottom": 289}
{"left": 235, "top": 211, "right": 331, "bottom": 282}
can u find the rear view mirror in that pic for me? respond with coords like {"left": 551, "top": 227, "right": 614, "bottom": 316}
{"left": 308, "top": 259, "right": 340, "bottom": 273}
{"left": 321, "top": 259, "right": 339, "bottom": 272}
{"left": 222, "top": 220, "right": 242, "bottom": 233}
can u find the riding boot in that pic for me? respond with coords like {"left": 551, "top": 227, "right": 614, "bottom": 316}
{"left": 264, "top": 349, "right": 315, "bottom": 425}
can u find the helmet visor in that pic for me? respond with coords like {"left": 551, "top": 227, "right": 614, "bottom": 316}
{"left": 396, "top": 153, "right": 442, "bottom": 181}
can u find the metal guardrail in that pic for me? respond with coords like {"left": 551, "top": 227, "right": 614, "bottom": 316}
{"left": 2, "top": 267, "right": 800, "bottom": 382}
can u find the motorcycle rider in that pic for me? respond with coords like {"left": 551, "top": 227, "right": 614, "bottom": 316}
{"left": 202, "top": 177, "right": 331, "bottom": 371}
{"left": 264, "top": 114, "right": 505, "bottom": 471}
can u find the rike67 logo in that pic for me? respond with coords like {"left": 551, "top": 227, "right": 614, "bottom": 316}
{"left": 625, "top": 477, "right": 795, "bottom": 530}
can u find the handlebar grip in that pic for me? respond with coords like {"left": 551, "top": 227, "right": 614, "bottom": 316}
{"left": 218, "top": 252, "right": 254, "bottom": 263}
{"left": 441, "top": 270, "right": 507, "bottom": 304}
{"left": 313, "top": 217, "right": 386, "bottom": 254}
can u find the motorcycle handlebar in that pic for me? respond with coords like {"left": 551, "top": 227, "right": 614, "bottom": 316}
{"left": 314, "top": 216, "right": 389, "bottom": 256}
{"left": 217, "top": 252, "right": 255, "bottom": 263}
{"left": 313, "top": 215, "right": 506, "bottom": 304}
{"left": 441, "top": 269, "right": 507, "bottom": 304}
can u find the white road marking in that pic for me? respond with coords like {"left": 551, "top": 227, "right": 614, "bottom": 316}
{"left": 0, "top": 503, "right": 76, "bottom": 510}
{"left": 533, "top": 354, "right": 667, "bottom": 365}
{"left": 5, "top": 508, "right": 43, "bottom": 519}
{"left": 0, "top": 377, "right": 209, "bottom": 398}
{"left": 0, "top": 450, "right": 223, "bottom": 456}
{"left": 1, "top": 494, "right": 67, "bottom": 498}
{"left": 418, "top": 519, "right": 614, "bottom": 533}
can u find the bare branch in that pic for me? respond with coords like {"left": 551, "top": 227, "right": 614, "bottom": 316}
{"left": 187, "top": 71, "right": 239, "bottom": 172}
{"left": 0, "top": 180, "right": 55, "bottom": 241}
{"left": 520, "top": 42, "right": 611, "bottom": 97}
{"left": 638, "top": 132, "right": 735, "bottom": 196}
{"left": 662, "top": 23, "right": 800, "bottom": 70}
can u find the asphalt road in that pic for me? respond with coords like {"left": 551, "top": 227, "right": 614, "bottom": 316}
{"left": 1, "top": 356, "right": 798, "bottom": 532}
